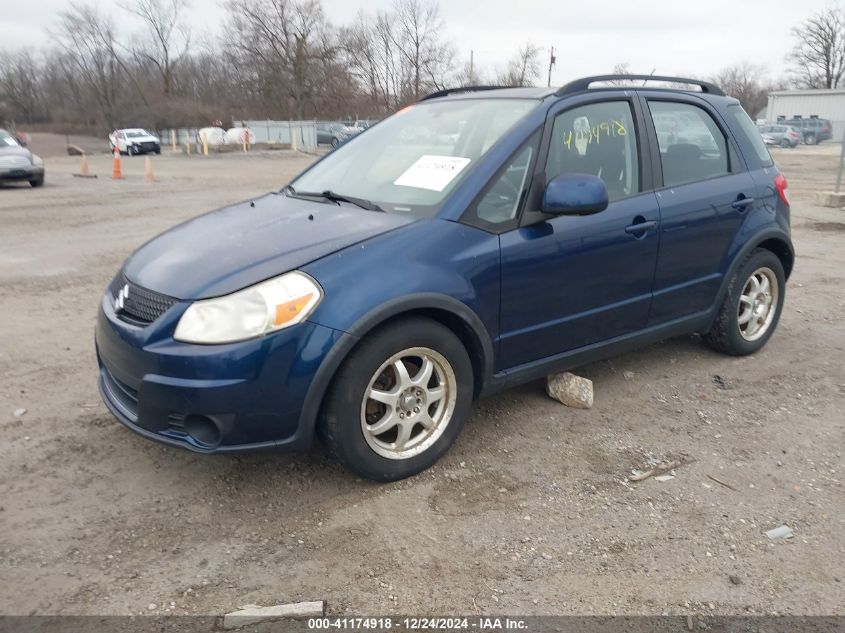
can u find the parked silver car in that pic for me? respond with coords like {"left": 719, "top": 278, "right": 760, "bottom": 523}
{"left": 316, "top": 122, "right": 358, "bottom": 148}
{"left": 758, "top": 124, "right": 801, "bottom": 148}
{"left": 0, "top": 129, "right": 45, "bottom": 187}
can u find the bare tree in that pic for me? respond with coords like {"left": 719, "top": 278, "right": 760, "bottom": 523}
{"left": 52, "top": 3, "right": 129, "bottom": 127}
{"left": 497, "top": 43, "right": 541, "bottom": 86}
{"left": 122, "top": 0, "right": 191, "bottom": 97}
{"left": 453, "top": 53, "right": 485, "bottom": 87}
{"left": 0, "top": 50, "right": 44, "bottom": 124}
{"left": 223, "top": 0, "right": 335, "bottom": 118}
{"left": 391, "top": 0, "right": 452, "bottom": 100}
{"left": 711, "top": 62, "right": 771, "bottom": 116}
{"left": 789, "top": 6, "right": 845, "bottom": 88}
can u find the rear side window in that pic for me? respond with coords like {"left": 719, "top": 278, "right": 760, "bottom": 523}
{"left": 648, "top": 101, "right": 730, "bottom": 187}
{"left": 730, "top": 106, "right": 773, "bottom": 167}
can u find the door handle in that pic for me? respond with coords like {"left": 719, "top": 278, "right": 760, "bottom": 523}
{"left": 625, "top": 219, "right": 657, "bottom": 235}
{"left": 731, "top": 196, "right": 755, "bottom": 210}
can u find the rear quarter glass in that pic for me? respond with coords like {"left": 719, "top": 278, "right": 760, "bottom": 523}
{"left": 730, "top": 106, "right": 773, "bottom": 167}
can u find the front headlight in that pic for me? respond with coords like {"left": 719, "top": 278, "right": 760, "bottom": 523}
{"left": 174, "top": 271, "right": 322, "bottom": 344}
{"left": 32, "top": 155, "right": 43, "bottom": 167}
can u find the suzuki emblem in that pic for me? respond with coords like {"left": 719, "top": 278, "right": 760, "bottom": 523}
{"left": 115, "top": 283, "right": 129, "bottom": 311}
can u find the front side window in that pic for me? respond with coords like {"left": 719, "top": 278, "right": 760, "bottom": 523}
{"left": 544, "top": 101, "right": 640, "bottom": 201}
{"left": 472, "top": 136, "right": 537, "bottom": 227}
{"left": 291, "top": 98, "right": 537, "bottom": 217}
{"left": 649, "top": 101, "right": 730, "bottom": 186}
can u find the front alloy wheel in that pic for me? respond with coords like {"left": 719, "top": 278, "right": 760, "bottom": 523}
{"left": 361, "top": 347, "right": 457, "bottom": 460}
{"left": 320, "top": 317, "right": 473, "bottom": 481}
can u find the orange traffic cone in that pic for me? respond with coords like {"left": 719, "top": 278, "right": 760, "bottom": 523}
{"left": 144, "top": 156, "right": 155, "bottom": 183}
{"left": 72, "top": 153, "right": 97, "bottom": 178}
{"left": 112, "top": 147, "right": 123, "bottom": 180}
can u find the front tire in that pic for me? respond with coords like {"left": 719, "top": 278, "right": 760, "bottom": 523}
{"left": 703, "top": 248, "right": 785, "bottom": 356}
{"left": 331, "top": 137, "right": 339, "bottom": 148}
{"left": 29, "top": 176, "right": 44, "bottom": 188}
{"left": 319, "top": 317, "right": 474, "bottom": 481}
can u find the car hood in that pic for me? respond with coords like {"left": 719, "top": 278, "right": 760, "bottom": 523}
{"left": 123, "top": 192, "right": 415, "bottom": 299}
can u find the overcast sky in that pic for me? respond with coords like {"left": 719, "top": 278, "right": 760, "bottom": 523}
{"left": 1, "top": 0, "right": 832, "bottom": 83}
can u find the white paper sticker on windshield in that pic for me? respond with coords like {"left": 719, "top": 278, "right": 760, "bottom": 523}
{"left": 394, "top": 155, "right": 472, "bottom": 192}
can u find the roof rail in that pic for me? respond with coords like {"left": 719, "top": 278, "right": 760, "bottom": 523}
{"left": 419, "top": 85, "right": 517, "bottom": 101}
{"left": 556, "top": 75, "right": 725, "bottom": 97}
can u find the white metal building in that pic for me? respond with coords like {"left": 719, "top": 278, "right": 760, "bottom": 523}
{"left": 765, "top": 88, "right": 845, "bottom": 139}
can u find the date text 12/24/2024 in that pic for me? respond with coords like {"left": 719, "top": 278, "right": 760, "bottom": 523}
{"left": 307, "top": 617, "right": 528, "bottom": 630}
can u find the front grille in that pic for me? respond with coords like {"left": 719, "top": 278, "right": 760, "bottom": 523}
{"left": 0, "top": 156, "right": 30, "bottom": 168}
{"left": 111, "top": 273, "right": 178, "bottom": 325}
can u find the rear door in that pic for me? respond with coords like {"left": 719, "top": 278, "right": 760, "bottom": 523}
{"left": 641, "top": 94, "right": 760, "bottom": 325}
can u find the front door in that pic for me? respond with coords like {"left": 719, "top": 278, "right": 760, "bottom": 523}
{"left": 498, "top": 98, "right": 660, "bottom": 370}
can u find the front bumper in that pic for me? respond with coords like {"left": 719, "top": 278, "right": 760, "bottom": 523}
{"left": 96, "top": 291, "right": 346, "bottom": 453}
{"left": 0, "top": 165, "right": 43, "bottom": 181}
{"left": 128, "top": 142, "right": 160, "bottom": 154}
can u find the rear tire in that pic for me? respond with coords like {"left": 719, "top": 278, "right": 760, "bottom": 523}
{"left": 331, "top": 137, "right": 339, "bottom": 148}
{"left": 319, "top": 317, "right": 473, "bottom": 481}
{"left": 780, "top": 138, "right": 790, "bottom": 148}
{"left": 702, "top": 248, "right": 785, "bottom": 356}
{"left": 804, "top": 134, "right": 818, "bottom": 145}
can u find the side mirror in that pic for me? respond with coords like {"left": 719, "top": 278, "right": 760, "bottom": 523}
{"left": 542, "top": 173, "right": 609, "bottom": 216}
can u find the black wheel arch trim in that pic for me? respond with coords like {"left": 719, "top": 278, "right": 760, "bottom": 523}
{"left": 707, "top": 227, "right": 793, "bottom": 328}
{"left": 296, "top": 293, "right": 495, "bottom": 447}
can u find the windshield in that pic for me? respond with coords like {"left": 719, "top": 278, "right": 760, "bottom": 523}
{"left": 0, "top": 131, "right": 20, "bottom": 147}
{"left": 291, "top": 98, "right": 537, "bottom": 216}
{"left": 126, "top": 130, "right": 149, "bottom": 138}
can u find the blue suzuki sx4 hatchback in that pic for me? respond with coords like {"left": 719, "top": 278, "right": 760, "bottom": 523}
{"left": 96, "top": 75, "right": 794, "bottom": 481}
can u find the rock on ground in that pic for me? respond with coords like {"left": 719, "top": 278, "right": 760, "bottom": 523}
{"left": 546, "top": 372, "right": 594, "bottom": 409}
{"left": 223, "top": 601, "right": 325, "bottom": 630}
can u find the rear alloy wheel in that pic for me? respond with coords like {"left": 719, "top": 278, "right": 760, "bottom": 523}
{"left": 780, "top": 138, "right": 790, "bottom": 148}
{"left": 319, "top": 317, "right": 473, "bottom": 481}
{"left": 703, "top": 248, "right": 785, "bottom": 356}
{"left": 737, "top": 267, "right": 779, "bottom": 342}
{"left": 804, "top": 134, "right": 817, "bottom": 145}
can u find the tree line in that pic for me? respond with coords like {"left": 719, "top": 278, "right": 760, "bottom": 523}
{"left": 0, "top": 0, "right": 841, "bottom": 133}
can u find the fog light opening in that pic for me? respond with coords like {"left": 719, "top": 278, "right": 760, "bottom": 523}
{"left": 183, "top": 415, "right": 222, "bottom": 448}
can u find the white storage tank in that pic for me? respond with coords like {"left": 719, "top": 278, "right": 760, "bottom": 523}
{"left": 197, "top": 127, "right": 226, "bottom": 146}
{"left": 225, "top": 127, "right": 256, "bottom": 145}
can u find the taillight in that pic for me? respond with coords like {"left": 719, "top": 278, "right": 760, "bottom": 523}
{"left": 774, "top": 173, "right": 790, "bottom": 206}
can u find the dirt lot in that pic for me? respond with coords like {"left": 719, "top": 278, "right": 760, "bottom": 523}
{"left": 1, "top": 139, "right": 843, "bottom": 618}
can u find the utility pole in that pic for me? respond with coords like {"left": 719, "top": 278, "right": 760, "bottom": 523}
{"left": 547, "top": 46, "right": 556, "bottom": 87}
{"left": 469, "top": 50, "right": 474, "bottom": 83}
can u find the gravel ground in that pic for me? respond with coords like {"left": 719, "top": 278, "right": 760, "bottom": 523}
{"left": 0, "top": 140, "right": 843, "bottom": 617}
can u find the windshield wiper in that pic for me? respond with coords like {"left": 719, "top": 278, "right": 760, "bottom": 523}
{"left": 286, "top": 186, "right": 384, "bottom": 212}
